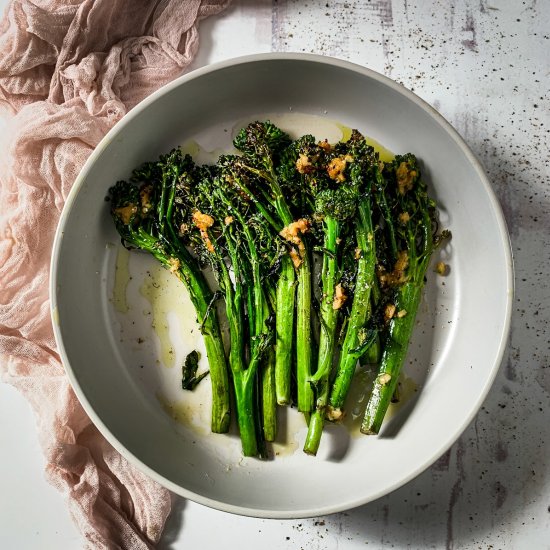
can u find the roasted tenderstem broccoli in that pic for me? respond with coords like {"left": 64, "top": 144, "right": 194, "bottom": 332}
{"left": 109, "top": 152, "right": 230, "bottom": 434}
{"left": 107, "top": 121, "right": 449, "bottom": 459}
{"left": 303, "top": 132, "right": 380, "bottom": 454}
{"left": 174, "top": 158, "right": 279, "bottom": 457}
{"left": 232, "top": 123, "right": 314, "bottom": 414}
{"left": 361, "top": 154, "right": 450, "bottom": 434}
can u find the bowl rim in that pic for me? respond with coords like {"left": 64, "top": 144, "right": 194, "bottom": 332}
{"left": 50, "top": 52, "right": 514, "bottom": 519}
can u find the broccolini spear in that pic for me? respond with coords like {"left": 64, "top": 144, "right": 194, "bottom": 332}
{"left": 277, "top": 135, "right": 356, "bottom": 453}
{"left": 327, "top": 131, "right": 381, "bottom": 420}
{"left": 214, "top": 154, "right": 282, "bottom": 437}
{"left": 214, "top": 163, "right": 281, "bottom": 443}
{"left": 108, "top": 153, "right": 231, "bottom": 434}
{"left": 303, "top": 184, "right": 358, "bottom": 455}
{"left": 275, "top": 133, "right": 333, "bottom": 414}
{"left": 175, "top": 158, "right": 277, "bottom": 457}
{"left": 361, "top": 154, "right": 450, "bottom": 434}
{"left": 232, "top": 122, "right": 314, "bottom": 410}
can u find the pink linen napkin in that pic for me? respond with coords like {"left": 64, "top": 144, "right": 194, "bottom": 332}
{"left": 0, "top": 1, "right": 230, "bottom": 548}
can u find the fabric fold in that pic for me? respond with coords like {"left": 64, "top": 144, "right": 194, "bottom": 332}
{"left": 0, "top": 1, "right": 231, "bottom": 547}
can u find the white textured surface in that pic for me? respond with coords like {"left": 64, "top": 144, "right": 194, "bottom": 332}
{"left": 1, "top": 1, "right": 548, "bottom": 549}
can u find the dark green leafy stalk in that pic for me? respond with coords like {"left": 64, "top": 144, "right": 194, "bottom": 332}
{"left": 328, "top": 200, "right": 377, "bottom": 415}
{"left": 218, "top": 220, "right": 262, "bottom": 455}
{"left": 182, "top": 350, "right": 209, "bottom": 390}
{"left": 360, "top": 261, "right": 383, "bottom": 366}
{"left": 274, "top": 257, "right": 294, "bottom": 404}
{"left": 161, "top": 158, "right": 230, "bottom": 434}
{"left": 109, "top": 158, "right": 231, "bottom": 434}
{"left": 276, "top": 134, "right": 329, "bottom": 414}
{"left": 175, "top": 161, "right": 255, "bottom": 453}
{"left": 360, "top": 282, "right": 422, "bottom": 434}
{"left": 232, "top": 122, "right": 314, "bottom": 413}
{"left": 230, "top": 203, "right": 276, "bottom": 446}
{"left": 374, "top": 170, "right": 399, "bottom": 264}
{"left": 303, "top": 215, "right": 339, "bottom": 455}
{"left": 259, "top": 252, "right": 279, "bottom": 439}
{"left": 203, "top": 187, "right": 266, "bottom": 456}
{"left": 180, "top": 159, "right": 278, "bottom": 457}
{"left": 295, "top": 247, "right": 314, "bottom": 413}
{"left": 361, "top": 154, "right": 449, "bottom": 434}
{"left": 262, "top": 346, "right": 277, "bottom": 441}
{"left": 314, "top": 216, "right": 340, "bottom": 382}
{"left": 303, "top": 172, "right": 360, "bottom": 454}
{"left": 219, "top": 215, "right": 261, "bottom": 456}
{"left": 362, "top": 331, "right": 381, "bottom": 365}
{"left": 324, "top": 133, "right": 383, "bottom": 421}
{"left": 295, "top": 132, "right": 379, "bottom": 452}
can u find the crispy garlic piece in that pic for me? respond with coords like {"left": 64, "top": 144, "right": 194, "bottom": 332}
{"left": 113, "top": 204, "right": 137, "bottom": 225}
{"left": 296, "top": 154, "right": 314, "bottom": 174}
{"left": 396, "top": 161, "right": 417, "bottom": 195}
{"left": 377, "top": 250, "right": 410, "bottom": 287}
{"left": 192, "top": 210, "right": 215, "bottom": 253}
{"left": 384, "top": 303, "right": 396, "bottom": 323}
{"left": 139, "top": 185, "right": 153, "bottom": 214}
{"left": 326, "top": 154, "right": 353, "bottom": 182}
{"left": 435, "top": 261, "right": 448, "bottom": 275}
{"left": 332, "top": 283, "right": 347, "bottom": 310}
{"left": 168, "top": 257, "right": 181, "bottom": 275}
{"left": 326, "top": 406, "right": 344, "bottom": 422}
{"left": 279, "top": 218, "right": 311, "bottom": 268}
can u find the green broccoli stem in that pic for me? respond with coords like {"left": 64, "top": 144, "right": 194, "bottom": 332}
{"left": 375, "top": 171, "right": 398, "bottom": 262}
{"left": 246, "top": 268, "right": 276, "bottom": 444}
{"left": 239, "top": 160, "right": 314, "bottom": 413}
{"left": 232, "top": 204, "right": 274, "bottom": 454}
{"left": 312, "top": 217, "right": 340, "bottom": 383}
{"left": 363, "top": 277, "right": 383, "bottom": 364}
{"left": 361, "top": 199, "right": 435, "bottom": 435}
{"left": 271, "top": 181, "right": 313, "bottom": 414}
{"left": 262, "top": 346, "right": 277, "bottom": 441}
{"left": 328, "top": 200, "right": 376, "bottom": 415}
{"left": 173, "top": 273, "right": 230, "bottom": 434}
{"left": 304, "top": 216, "right": 340, "bottom": 455}
{"left": 362, "top": 332, "right": 381, "bottom": 365}
{"left": 226, "top": 298, "right": 261, "bottom": 457}
{"left": 275, "top": 255, "right": 295, "bottom": 405}
{"left": 358, "top": 277, "right": 382, "bottom": 366}
{"left": 133, "top": 229, "right": 231, "bottom": 434}
{"left": 296, "top": 247, "right": 314, "bottom": 413}
{"left": 226, "top": 313, "right": 263, "bottom": 457}
{"left": 360, "top": 281, "right": 422, "bottom": 435}
{"left": 229, "top": 163, "right": 299, "bottom": 411}
{"left": 163, "top": 164, "right": 232, "bottom": 433}
{"left": 304, "top": 410, "right": 324, "bottom": 455}
{"left": 232, "top": 328, "right": 268, "bottom": 458}
{"left": 233, "top": 369, "right": 261, "bottom": 457}
{"left": 213, "top": 224, "right": 262, "bottom": 457}
{"left": 259, "top": 262, "right": 279, "bottom": 441}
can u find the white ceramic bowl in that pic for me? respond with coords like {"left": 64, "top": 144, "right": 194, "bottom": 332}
{"left": 51, "top": 54, "right": 513, "bottom": 518}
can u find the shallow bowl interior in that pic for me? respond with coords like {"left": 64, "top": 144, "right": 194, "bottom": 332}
{"left": 51, "top": 54, "right": 512, "bottom": 518}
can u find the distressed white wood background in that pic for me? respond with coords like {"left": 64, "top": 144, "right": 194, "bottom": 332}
{"left": 1, "top": 1, "right": 548, "bottom": 549}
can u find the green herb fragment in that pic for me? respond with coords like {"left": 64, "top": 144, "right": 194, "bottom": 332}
{"left": 182, "top": 350, "right": 209, "bottom": 391}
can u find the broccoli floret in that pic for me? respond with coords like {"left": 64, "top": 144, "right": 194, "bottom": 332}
{"left": 108, "top": 151, "right": 230, "bottom": 435}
